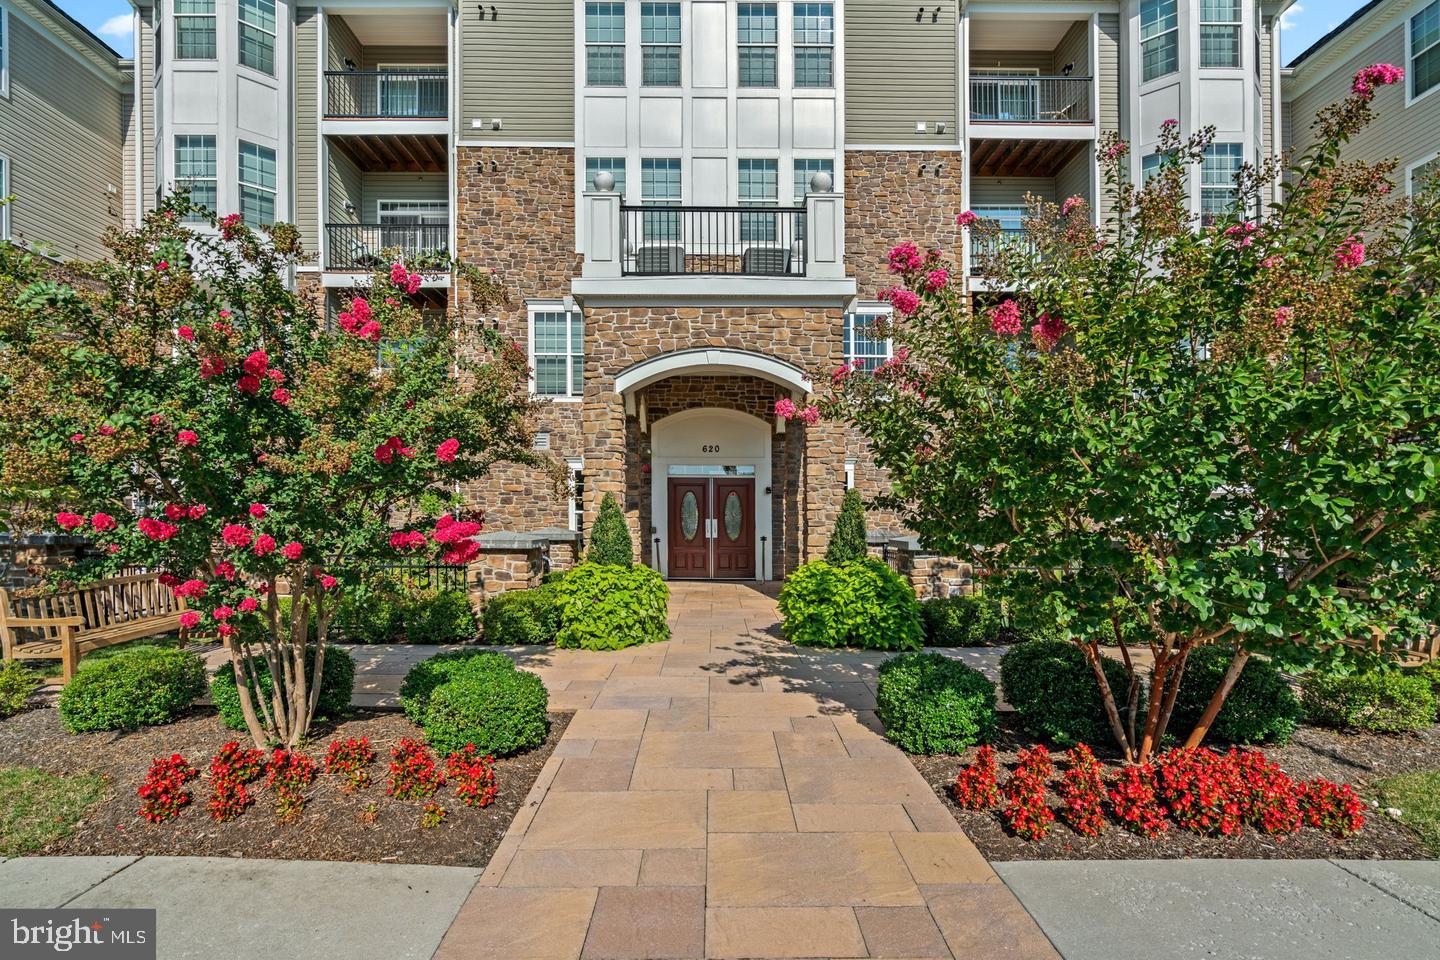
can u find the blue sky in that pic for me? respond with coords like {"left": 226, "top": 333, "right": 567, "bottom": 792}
{"left": 59, "top": 0, "right": 1369, "bottom": 66}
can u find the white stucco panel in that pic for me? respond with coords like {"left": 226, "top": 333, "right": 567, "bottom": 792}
{"left": 792, "top": 99, "right": 836, "bottom": 149}
{"left": 1138, "top": 82, "right": 1182, "bottom": 143}
{"left": 172, "top": 71, "right": 220, "bottom": 125}
{"left": 1197, "top": 78, "right": 1247, "bottom": 135}
{"left": 640, "top": 98, "right": 684, "bottom": 148}
{"left": 584, "top": 97, "right": 628, "bottom": 148}
{"left": 692, "top": 157, "right": 729, "bottom": 205}
{"left": 693, "top": 98, "right": 729, "bottom": 149}
{"left": 691, "top": 2, "right": 728, "bottom": 88}
{"left": 737, "top": 98, "right": 780, "bottom": 148}
{"left": 235, "top": 76, "right": 280, "bottom": 138}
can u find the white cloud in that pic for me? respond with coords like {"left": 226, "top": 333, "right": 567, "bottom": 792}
{"left": 97, "top": 13, "right": 133, "bottom": 40}
{"left": 1279, "top": 3, "right": 1303, "bottom": 30}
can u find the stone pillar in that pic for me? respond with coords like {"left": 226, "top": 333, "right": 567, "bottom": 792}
{"left": 799, "top": 417, "right": 848, "bottom": 562}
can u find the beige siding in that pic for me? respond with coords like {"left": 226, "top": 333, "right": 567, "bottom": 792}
{"left": 121, "top": 85, "right": 137, "bottom": 228}
{"left": 458, "top": 0, "right": 573, "bottom": 141}
{"left": 1055, "top": 147, "right": 1091, "bottom": 202}
{"left": 1097, "top": 14, "right": 1120, "bottom": 134}
{"left": 0, "top": 17, "right": 125, "bottom": 260}
{"left": 328, "top": 148, "right": 363, "bottom": 224}
{"left": 361, "top": 172, "right": 447, "bottom": 220}
{"left": 969, "top": 177, "right": 1056, "bottom": 206}
{"left": 139, "top": 6, "right": 156, "bottom": 215}
{"left": 1053, "top": 21, "right": 1090, "bottom": 75}
{"left": 296, "top": 8, "right": 319, "bottom": 255}
{"left": 362, "top": 46, "right": 446, "bottom": 69}
{"left": 327, "top": 16, "right": 362, "bottom": 70}
{"left": 1260, "top": 19, "right": 1273, "bottom": 157}
{"left": 847, "top": 0, "right": 957, "bottom": 143}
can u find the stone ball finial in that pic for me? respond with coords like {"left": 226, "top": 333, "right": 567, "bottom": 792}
{"left": 808, "top": 171, "right": 833, "bottom": 193}
{"left": 593, "top": 170, "right": 616, "bottom": 192}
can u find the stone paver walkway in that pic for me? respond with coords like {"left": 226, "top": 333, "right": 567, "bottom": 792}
{"left": 434, "top": 581, "right": 1059, "bottom": 960}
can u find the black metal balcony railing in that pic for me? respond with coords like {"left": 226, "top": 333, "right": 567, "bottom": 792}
{"left": 969, "top": 227, "right": 1031, "bottom": 275}
{"left": 325, "top": 223, "right": 448, "bottom": 270}
{"left": 969, "top": 76, "right": 1093, "bottom": 123}
{"left": 619, "top": 205, "right": 808, "bottom": 276}
{"left": 324, "top": 70, "right": 448, "bottom": 119}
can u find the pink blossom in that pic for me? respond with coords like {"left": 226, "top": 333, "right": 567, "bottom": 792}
{"left": 252, "top": 534, "right": 277, "bottom": 557}
{"left": 1262, "top": 255, "right": 1283, "bottom": 269}
{"left": 220, "top": 214, "right": 243, "bottom": 239}
{"left": 374, "top": 436, "right": 413, "bottom": 464}
{"left": 212, "top": 605, "right": 235, "bottom": 622}
{"left": 179, "top": 610, "right": 202, "bottom": 629}
{"left": 107, "top": 543, "right": 120, "bottom": 554}
{"left": 1273, "top": 306, "right": 1295, "bottom": 328}
{"left": 177, "top": 326, "right": 195, "bottom": 341}
{"left": 337, "top": 311, "right": 359, "bottom": 334}
{"left": 248, "top": 503, "right": 267, "bottom": 519}
{"left": 281, "top": 541, "right": 303, "bottom": 561}
{"left": 887, "top": 242, "right": 925, "bottom": 274}
{"left": 237, "top": 374, "right": 261, "bottom": 395}
{"left": 55, "top": 512, "right": 85, "bottom": 531}
{"left": 989, "top": 299, "right": 1023, "bottom": 336}
{"left": 798, "top": 405, "right": 821, "bottom": 426}
{"left": 1351, "top": 63, "right": 1404, "bottom": 99}
{"left": 149, "top": 414, "right": 164, "bottom": 428}
{"left": 436, "top": 438, "right": 461, "bottom": 463}
{"left": 138, "top": 517, "right": 179, "bottom": 541}
{"left": 177, "top": 429, "right": 199, "bottom": 447}
{"left": 320, "top": 575, "right": 338, "bottom": 590}
{"left": 357, "top": 321, "right": 382, "bottom": 342}
{"left": 91, "top": 512, "right": 117, "bottom": 532}
{"left": 390, "top": 530, "right": 429, "bottom": 551}
{"left": 349, "top": 297, "right": 372, "bottom": 323}
{"left": 199, "top": 355, "right": 225, "bottom": 379}
{"left": 956, "top": 211, "right": 979, "bottom": 228}
{"left": 158, "top": 574, "right": 179, "bottom": 586}
{"left": 215, "top": 561, "right": 236, "bottom": 581}
{"left": 1060, "top": 195, "right": 1084, "bottom": 216}
{"left": 238, "top": 597, "right": 259, "bottom": 613}
{"left": 924, "top": 269, "right": 949, "bottom": 292}
{"left": 880, "top": 286, "right": 920, "bottom": 316}
{"left": 391, "top": 262, "right": 410, "bottom": 286}
{"left": 98, "top": 424, "right": 115, "bottom": 437}
{"left": 1335, "top": 236, "right": 1366, "bottom": 270}
{"left": 266, "top": 368, "right": 285, "bottom": 384}
{"left": 222, "top": 524, "right": 254, "bottom": 547}
{"left": 405, "top": 275, "right": 422, "bottom": 295}
{"left": 1161, "top": 118, "right": 1178, "bottom": 128}
{"left": 188, "top": 504, "right": 207, "bottom": 520}
{"left": 164, "top": 503, "right": 186, "bottom": 521}
{"left": 1103, "top": 140, "right": 1128, "bottom": 161}
{"left": 1224, "top": 221, "right": 1259, "bottom": 248}
{"left": 774, "top": 397, "right": 798, "bottom": 420}
{"left": 243, "top": 350, "right": 269, "bottom": 376}
{"left": 216, "top": 623, "right": 236, "bottom": 638}
{"left": 1032, "top": 313, "right": 1069, "bottom": 351}
{"left": 69, "top": 433, "right": 85, "bottom": 444}
{"left": 156, "top": 260, "right": 169, "bottom": 271}
{"left": 271, "top": 388, "right": 290, "bottom": 405}
{"left": 832, "top": 365, "right": 851, "bottom": 386}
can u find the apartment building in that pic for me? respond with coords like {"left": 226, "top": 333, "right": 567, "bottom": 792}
{"left": 123, "top": 0, "right": 1284, "bottom": 585}
{"left": 1283, "top": 0, "right": 1439, "bottom": 193}
{"left": 0, "top": 0, "right": 131, "bottom": 260}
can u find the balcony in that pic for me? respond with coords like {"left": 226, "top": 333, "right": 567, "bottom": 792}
{"left": 324, "top": 71, "right": 448, "bottom": 119}
{"left": 618, "top": 206, "right": 808, "bottom": 276}
{"left": 969, "top": 227, "right": 1030, "bottom": 275}
{"left": 325, "top": 223, "right": 449, "bottom": 271}
{"left": 969, "top": 76, "right": 1092, "bottom": 124}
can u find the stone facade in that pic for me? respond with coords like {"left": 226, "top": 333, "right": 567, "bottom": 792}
{"left": 844, "top": 150, "right": 965, "bottom": 298}
{"left": 0, "top": 536, "right": 93, "bottom": 591}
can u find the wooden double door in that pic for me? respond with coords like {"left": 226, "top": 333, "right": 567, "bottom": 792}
{"left": 667, "top": 478, "right": 756, "bottom": 580}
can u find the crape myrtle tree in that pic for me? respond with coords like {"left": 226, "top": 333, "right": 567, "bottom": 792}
{"left": 819, "top": 64, "right": 1440, "bottom": 762}
{"left": 0, "top": 198, "right": 542, "bottom": 747}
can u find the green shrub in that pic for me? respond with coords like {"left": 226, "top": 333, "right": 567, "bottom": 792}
{"left": 919, "top": 593, "right": 1006, "bottom": 646}
{"left": 999, "top": 639, "right": 1140, "bottom": 748}
{"left": 481, "top": 586, "right": 560, "bottom": 645}
{"left": 587, "top": 493, "right": 633, "bottom": 566}
{"left": 211, "top": 646, "right": 355, "bottom": 733}
{"left": 552, "top": 563, "right": 669, "bottom": 650}
{"left": 0, "top": 661, "right": 39, "bottom": 718}
{"left": 399, "top": 650, "right": 516, "bottom": 724}
{"left": 57, "top": 646, "right": 207, "bottom": 733}
{"left": 420, "top": 667, "right": 549, "bottom": 756}
{"left": 1301, "top": 669, "right": 1436, "bottom": 734}
{"left": 876, "top": 653, "right": 997, "bottom": 754}
{"left": 1168, "top": 645, "right": 1302, "bottom": 745}
{"left": 1410, "top": 661, "right": 1440, "bottom": 720}
{"left": 331, "top": 573, "right": 477, "bottom": 644}
{"left": 778, "top": 558, "right": 923, "bottom": 651}
{"left": 825, "top": 488, "right": 869, "bottom": 564}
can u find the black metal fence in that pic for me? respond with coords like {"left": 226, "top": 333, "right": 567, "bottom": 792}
{"left": 329, "top": 559, "right": 469, "bottom": 592}
{"left": 324, "top": 70, "right": 448, "bottom": 119}
{"left": 325, "top": 223, "right": 448, "bottom": 270}
{"left": 619, "top": 205, "right": 808, "bottom": 276}
{"left": 969, "top": 227, "right": 1032, "bottom": 274}
{"left": 969, "top": 76, "right": 1093, "bottom": 123}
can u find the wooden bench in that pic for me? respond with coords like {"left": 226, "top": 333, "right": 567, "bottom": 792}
{"left": 0, "top": 574, "right": 188, "bottom": 682}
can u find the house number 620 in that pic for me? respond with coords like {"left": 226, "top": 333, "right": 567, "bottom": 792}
{"left": 701, "top": 444, "right": 720, "bottom": 453}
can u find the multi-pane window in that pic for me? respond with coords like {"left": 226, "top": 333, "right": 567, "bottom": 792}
{"left": 1200, "top": 142, "right": 1243, "bottom": 225}
{"left": 641, "top": 3, "right": 681, "bottom": 86}
{"left": 238, "top": 140, "right": 276, "bottom": 227}
{"left": 1199, "top": 0, "right": 1241, "bottom": 67}
{"left": 1140, "top": 0, "right": 1179, "bottom": 82}
{"left": 586, "top": 2, "right": 626, "bottom": 86}
{"left": 738, "top": 3, "right": 778, "bottom": 87}
{"left": 793, "top": 3, "right": 834, "bottom": 87}
{"left": 174, "top": 0, "right": 215, "bottom": 59}
{"left": 1412, "top": 155, "right": 1440, "bottom": 194}
{"left": 1413, "top": 0, "right": 1440, "bottom": 100}
{"left": 845, "top": 311, "right": 892, "bottom": 372}
{"left": 794, "top": 158, "right": 833, "bottom": 199}
{"left": 641, "top": 157, "right": 681, "bottom": 240}
{"left": 1142, "top": 149, "right": 1180, "bottom": 182}
{"left": 0, "top": 6, "right": 8, "bottom": 99}
{"left": 238, "top": 0, "right": 276, "bottom": 75}
{"left": 175, "top": 135, "right": 217, "bottom": 220}
{"left": 530, "top": 308, "right": 584, "bottom": 398}
{"left": 739, "top": 158, "right": 778, "bottom": 242}
{"left": 586, "top": 157, "right": 627, "bottom": 196}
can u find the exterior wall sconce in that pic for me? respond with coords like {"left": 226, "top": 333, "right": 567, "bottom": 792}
{"left": 477, "top": 4, "right": 497, "bottom": 19}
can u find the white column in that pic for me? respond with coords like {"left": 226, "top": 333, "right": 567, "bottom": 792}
{"left": 803, "top": 189, "right": 844, "bottom": 280}
{"left": 580, "top": 189, "right": 622, "bottom": 279}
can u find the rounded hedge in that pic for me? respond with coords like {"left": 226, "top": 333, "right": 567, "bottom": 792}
{"left": 0, "top": 660, "right": 39, "bottom": 719}
{"left": 919, "top": 593, "right": 1006, "bottom": 647}
{"left": 552, "top": 562, "right": 670, "bottom": 651}
{"left": 332, "top": 576, "right": 477, "bottom": 644}
{"left": 1168, "top": 645, "right": 1302, "bottom": 745}
{"left": 420, "top": 667, "right": 549, "bottom": 756}
{"left": 210, "top": 646, "right": 356, "bottom": 733}
{"left": 999, "top": 639, "right": 1139, "bottom": 748}
{"left": 1301, "top": 668, "right": 1436, "bottom": 734}
{"left": 481, "top": 586, "right": 560, "bottom": 646}
{"left": 587, "top": 493, "right": 634, "bottom": 566}
{"left": 1410, "top": 661, "right": 1440, "bottom": 721}
{"left": 399, "top": 650, "right": 517, "bottom": 725}
{"left": 58, "top": 646, "right": 207, "bottom": 733}
{"left": 778, "top": 558, "right": 923, "bottom": 651}
{"left": 876, "top": 652, "right": 997, "bottom": 754}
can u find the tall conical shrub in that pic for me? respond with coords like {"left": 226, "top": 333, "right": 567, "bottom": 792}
{"left": 826, "top": 488, "right": 869, "bottom": 564}
{"left": 587, "top": 492, "right": 634, "bottom": 566}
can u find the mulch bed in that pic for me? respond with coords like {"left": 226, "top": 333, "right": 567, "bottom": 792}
{"left": 0, "top": 704, "right": 570, "bottom": 867}
{"left": 909, "top": 713, "right": 1440, "bottom": 861}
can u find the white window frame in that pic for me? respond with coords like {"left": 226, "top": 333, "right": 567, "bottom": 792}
{"left": 844, "top": 306, "right": 894, "bottom": 372}
{"left": 737, "top": 2, "right": 779, "bottom": 88}
{"left": 1408, "top": 150, "right": 1440, "bottom": 195}
{"left": 1200, "top": 142, "right": 1244, "bottom": 226}
{"left": 1408, "top": 0, "right": 1440, "bottom": 105}
{"left": 0, "top": 153, "right": 9, "bottom": 240}
{"left": 640, "top": 2, "right": 682, "bottom": 87}
{"left": 792, "top": 2, "right": 834, "bottom": 88}
{"left": 376, "top": 199, "right": 449, "bottom": 224}
{"left": 1140, "top": 0, "right": 1180, "bottom": 83}
{"left": 528, "top": 302, "right": 585, "bottom": 401}
{"left": 586, "top": 156, "right": 627, "bottom": 197}
{"left": 844, "top": 459, "right": 856, "bottom": 490}
{"left": 1198, "top": 0, "right": 1241, "bottom": 69}
{"left": 238, "top": 0, "right": 276, "bottom": 76}
{"left": 174, "top": 134, "right": 217, "bottom": 221}
{"left": 585, "top": 1, "right": 626, "bottom": 87}
{"left": 566, "top": 458, "right": 585, "bottom": 531}
{"left": 237, "top": 139, "right": 277, "bottom": 227}
{"left": 173, "top": 0, "right": 216, "bottom": 60}
{"left": 0, "top": 3, "right": 10, "bottom": 99}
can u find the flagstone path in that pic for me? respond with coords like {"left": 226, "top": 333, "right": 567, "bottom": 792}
{"left": 434, "top": 581, "right": 1060, "bottom": 960}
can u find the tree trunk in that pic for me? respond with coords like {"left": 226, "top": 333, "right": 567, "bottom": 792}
{"left": 1152, "top": 645, "right": 1190, "bottom": 747}
{"left": 1181, "top": 646, "right": 1250, "bottom": 749}
{"left": 1082, "top": 640, "right": 1134, "bottom": 760}
{"left": 227, "top": 635, "right": 270, "bottom": 749}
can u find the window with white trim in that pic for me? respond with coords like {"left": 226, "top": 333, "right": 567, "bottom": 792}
{"left": 641, "top": 157, "right": 681, "bottom": 240}
{"left": 174, "top": 0, "right": 216, "bottom": 59}
{"left": 175, "top": 135, "right": 216, "bottom": 220}
{"left": 239, "top": 0, "right": 275, "bottom": 75}
{"left": 1199, "top": 0, "right": 1241, "bottom": 68}
{"left": 794, "top": 158, "right": 833, "bottom": 199}
{"left": 0, "top": 154, "right": 9, "bottom": 240}
{"left": 530, "top": 305, "right": 584, "bottom": 398}
{"left": 1411, "top": 153, "right": 1440, "bottom": 194}
{"left": 0, "top": 4, "right": 9, "bottom": 98}
{"left": 1140, "top": 0, "right": 1179, "bottom": 82}
{"left": 238, "top": 140, "right": 276, "bottom": 227}
{"left": 567, "top": 458, "right": 586, "bottom": 532}
{"left": 1413, "top": 0, "right": 1440, "bottom": 100}
{"left": 844, "top": 309, "right": 892, "bottom": 372}
{"left": 738, "top": 3, "right": 778, "bottom": 87}
{"left": 641, "top": 2, "right": 680, "bottom": 86}
{"left": 586, "top": 157, "right": 627, "bottom": 196}
{"left": 586, "top": 2, "right": 626, "bottom": 87}
{"left": 739, "top": 158, "right": 778, "bottom": 242}
{"left": 1200, "top": 142, "right": 1243, "bottom": 225}
{"left": 793, "top": 3, "right": 833, "bottom": 87}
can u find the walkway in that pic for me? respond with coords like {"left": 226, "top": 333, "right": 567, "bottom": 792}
{"left": 435, "top": 581, "right": 1058, "bottom": 960}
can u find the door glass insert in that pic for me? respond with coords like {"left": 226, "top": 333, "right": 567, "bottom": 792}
{"left": 667, "top": 465, "right": 757, "bottom": 476}
{"left": 724, "top": 491, "right": 743, "bottom": 540}
{"left": 680, "top": 491, "right": 700, "bottom": 541}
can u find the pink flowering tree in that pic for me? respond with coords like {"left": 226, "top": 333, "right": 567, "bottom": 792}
{"left": 0, "top": 199, "right": 540, "bottom": 746}
{"left": 822, "top": 65, "right": 1440, "bottom": 763}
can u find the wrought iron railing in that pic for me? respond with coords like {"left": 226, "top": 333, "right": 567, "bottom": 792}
{"left": 619, "top": 205, "right": 808, "bottom": 276}
{"left": 324, "top": 70, "right": 448, "bottom": 119}
{"left": 969, "top": 227, "right": 1032, "bottom": 274}
{"left": 325, "top": 223, "right": 448, "bottom": 270}
{"left": 969, "top": 76, "right": 1092, "bottom": 123}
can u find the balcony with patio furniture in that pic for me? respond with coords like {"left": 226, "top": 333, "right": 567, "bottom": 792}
{"left": 967, "top": 14, "right": 1098, "bottom": 144}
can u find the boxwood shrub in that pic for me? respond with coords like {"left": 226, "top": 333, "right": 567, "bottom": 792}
{"left": 1411, "top": 661, "right": 1440, "bottom": 721}
{"left": 778, "top": 557, "right": 923, "bottom": 651}
{"left": 1301, "top": 668, "right": 1436, "bottom": 734}
{"left": 481, "top": 586, "right": 560, "bottom": 645}
{"left": 552, "top": 562, "right": 670, "bottom": 651}
{"left": 919, "top": 593, "right": 1006, "bottom": 647}
{"left": 876, "top": 652, "right": 997, "bottom": 754}
{"left": 999, "top": 639, "right": 1139, "bottom": 748}
{"left": 58, "top": 646, "right": 207, "bottom": 733}
{"left": 420, "top": 667, "right": 549, "bottom": 756}
{"left": 399, "top": 650, "right": 517, "bottom": 725}
{"left": 0, "top": 660, "right": 38, "bottom": 719}
{"left": 331, "top": 574, "right": 477, "bottom": 644}
{"left": 211, "top": 646, "right": 356, "bottom": 733}
{"left": 1168, "top": 645, "right": 1302, "bottom": 745}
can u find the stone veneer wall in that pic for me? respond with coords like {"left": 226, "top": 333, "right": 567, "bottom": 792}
{"left": 0, "top": 536, "right": 93, "bottom": 591}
